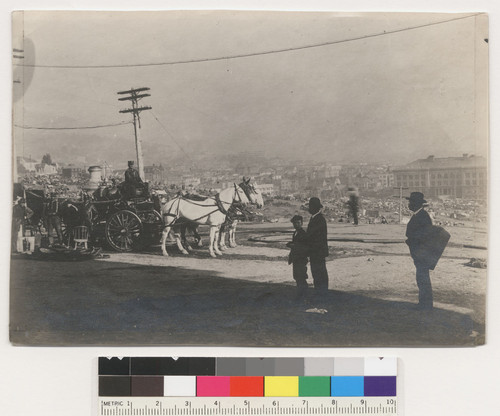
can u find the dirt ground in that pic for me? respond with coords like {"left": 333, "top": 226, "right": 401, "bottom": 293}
{"left": 10, "top": 221, "right": 487, "bottom": 347}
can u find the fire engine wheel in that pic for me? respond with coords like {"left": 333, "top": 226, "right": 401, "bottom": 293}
{"left": 105, "top": 210, "right": 143, "bottom": 252}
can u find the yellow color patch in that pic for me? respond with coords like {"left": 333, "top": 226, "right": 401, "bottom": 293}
{"left": 264, "top": 376, "right": 299, "bottom": 397}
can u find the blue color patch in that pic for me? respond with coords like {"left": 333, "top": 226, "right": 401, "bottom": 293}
{"left": 331, "top": 376, "right": 364, "bottom": 396}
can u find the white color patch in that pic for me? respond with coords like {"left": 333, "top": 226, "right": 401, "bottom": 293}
{"left": 164, "top": 376, "right": 196, "bottom": 397}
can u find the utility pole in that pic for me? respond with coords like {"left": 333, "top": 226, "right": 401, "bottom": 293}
{"left": 13, "top": 47, "right": 25, "bottom": 183}
{"left": 117, "top": 87, "right": 152, "bottom": 180}
{"left": 393, "top": 185, "right": 409, "bottom": 224}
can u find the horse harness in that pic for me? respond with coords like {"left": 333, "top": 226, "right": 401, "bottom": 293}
{"left": 164, "top": 183, "right": 244, "bottom": 224}
{"left": 238, "top": 181, "right": 259, "bottom": 203}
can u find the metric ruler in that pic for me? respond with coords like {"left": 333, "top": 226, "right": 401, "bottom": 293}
{"left": 99, "top": 397, "right": 397, "bottom": 415}
{"left": 98, "top": 357, "right": 399, "bottom": 416}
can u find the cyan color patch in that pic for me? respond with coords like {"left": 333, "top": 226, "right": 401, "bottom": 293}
{"left": 331, "top": 376, "right": 364, "bottom": 397}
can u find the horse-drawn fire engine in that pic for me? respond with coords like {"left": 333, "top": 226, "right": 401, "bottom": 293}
{"left": 22, "top": 181, "right": 163, "bottom": 252}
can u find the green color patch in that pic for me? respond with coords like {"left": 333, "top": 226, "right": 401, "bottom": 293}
{"left": 299, "top": 376, "right": 331, "bottom": 397}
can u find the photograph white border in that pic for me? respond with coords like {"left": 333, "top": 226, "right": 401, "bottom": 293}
{"left": 1, "top": 1, "right": 498, "bottom": 415}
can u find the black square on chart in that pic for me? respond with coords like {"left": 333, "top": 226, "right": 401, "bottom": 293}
{"left": 188, "top": 357, "right": 216, "bottom": 375}
{"left": 99, "top": 357, "right": 130, "bottom": 375}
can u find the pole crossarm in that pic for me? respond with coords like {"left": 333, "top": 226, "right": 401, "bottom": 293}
{"left": 117, "top": 87, "right": 150, "bottom": 95}
{"left": 118, "top": 94, "right": 151, "bottom": 101}
{"left": 119, "top": 106, "right": 152, "bottom": 114}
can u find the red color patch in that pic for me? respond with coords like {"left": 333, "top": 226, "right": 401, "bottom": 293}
{"left": 230, "top": 376, "right": 264, "bottom": 397}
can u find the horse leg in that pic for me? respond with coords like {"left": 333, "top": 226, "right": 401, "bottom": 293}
{"left": 208, "top": 226, "right": 217, "bottom": 257}
{"left": 49, "top": 215, "right": 64, "bottom": 244}
{"left": 229, "top": 220, "right": 238, "bottom": 248}
{"left": 178, "top": 223, "right": 191, "bottom": 252}
{"left": 174, "top": 226, "right": 189, "bottom": 255}
{"left": 229, "top": 228, "right": 235, "bottom": 247}
{"left": 192, "top": 225, "right": 203, "bottom": 247}
{"left": 219, "top": 224, "right": 227, "bottom": 251}
{"left": 183, "top": 223, "right": 195, "bottom": 251}
{"left": 214, "top": 226, "right": 223, "bottom": 256}
{"left": 220, "top": 232, "right": 227, "bottom": 251}
{"left": 184, "top": 240, "right": 193, "bottom": 252}
{"left": 160, "top": 226, "right": 172, "bottom": 256}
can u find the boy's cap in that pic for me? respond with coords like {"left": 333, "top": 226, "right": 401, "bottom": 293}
{"left": 291, "top": 215, "right": 303, "bottom": 223}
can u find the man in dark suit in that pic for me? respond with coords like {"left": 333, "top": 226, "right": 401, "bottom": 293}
{"left": 287, "top": 215, "right": 309, "bottom": 299}
{"left": 125, "top": 160, "right": 143, "bottom": 184}
{"left": 306, "top": 197, "right": 329, "bottom": 294}
{"left": 347, "top": 187, "right": 360, "bottom": 225}
{"left": 405, "top": 192, "right": 433, "bottom": 310}
{"left": 124, "top": 160, "right": 144, "bottom": 198}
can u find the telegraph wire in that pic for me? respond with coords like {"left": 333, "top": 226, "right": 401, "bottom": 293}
{"left": 14, "top": 121, "right": 131, "bottom": 130}
{"left": 14, "top": 13, "right": 482, "bottom": 69}
{"left": 149, "top": 111, "right": 194, "bottom": 164}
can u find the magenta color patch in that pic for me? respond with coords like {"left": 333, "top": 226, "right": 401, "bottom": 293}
{"left": 196, "top": 376, "right": 231, "bottom": 397}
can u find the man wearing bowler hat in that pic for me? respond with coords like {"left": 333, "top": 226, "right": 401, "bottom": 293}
{"left": 405, "top": 192, "right": 433, "bottom": 309}
{"left": 306, "top": 197, "right": 329, "bottom": 294}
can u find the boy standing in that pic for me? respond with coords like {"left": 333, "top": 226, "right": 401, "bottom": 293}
{"left": 287, "top": 215, "right": 310, "bottom": 299}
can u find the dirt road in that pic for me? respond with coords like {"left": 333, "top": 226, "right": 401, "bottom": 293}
{"left": 10, "top": 222, "right": 486, "bottom": 346}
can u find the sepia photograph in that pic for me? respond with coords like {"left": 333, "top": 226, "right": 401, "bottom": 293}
{"left": 10, "top": 10, "right": 488, "bottom": 347}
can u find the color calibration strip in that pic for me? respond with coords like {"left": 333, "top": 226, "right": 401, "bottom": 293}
{"left": 99, "top": 357, "right": 397, "bottom": 398}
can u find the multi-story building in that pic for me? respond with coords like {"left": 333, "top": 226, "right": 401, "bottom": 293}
{"left": 349, "top": 173, "right": 372, "bottom": 190}
{"left": 62, "top": 166, "right": 84, "bottom": 179}
{"left": 255, "top": 183, "right": 275, "bottom": 196}
{"left": 279, "top": 178, "right": 299, "bottom": 193}
{"left": 339, "top": 165, "right": 364, "bottom": 187}
{"left": 378, "top": 170, "right": 395, "bottom": 188}
{"left": 317, "top": 164, "right": 342, "bottom": 179}
{"left": 144, "top": 164, "right": 166, "bottom": 184}
{"left": 35, "top": 163, "right": 58, "bottom": 175}
{"left": 392, "top": 154, "right": 487, "bottom": 200}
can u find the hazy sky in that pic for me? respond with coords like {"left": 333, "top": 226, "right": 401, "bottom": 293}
{"left": 12, "top": 11, "right": 489, "bottom": 168}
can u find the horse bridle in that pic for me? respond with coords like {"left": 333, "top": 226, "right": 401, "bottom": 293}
{"left": 232, "top": 183, "right": 245, "bottom": 204}
{"left": 215, "top": 184, "right": 245, "bottom": 215}
{"left": 239, "top": 181, "right": 258, "bottom": 203}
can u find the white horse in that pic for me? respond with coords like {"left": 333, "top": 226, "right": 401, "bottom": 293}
{"left": 160, "top": 184, "right": 250, "bottom": 257}
{"left": 185, "top": 179, "right": 265, "bottom": 251}
{"left": 238, "top": 178, "right": 264, "bottom": 210}
{"left": 219, "top": 179, "right": 264, "bottom": 249}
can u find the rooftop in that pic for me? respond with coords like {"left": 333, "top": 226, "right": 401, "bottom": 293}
{"left": 395, "top": 154, "right": 487, "bottom": 170}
